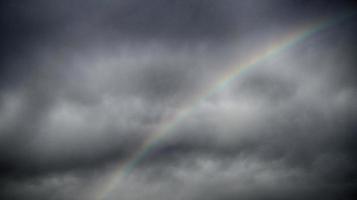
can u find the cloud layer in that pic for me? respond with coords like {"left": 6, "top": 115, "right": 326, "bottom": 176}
{"left": 1, "top": 1, "right": 357, "bottom": 200}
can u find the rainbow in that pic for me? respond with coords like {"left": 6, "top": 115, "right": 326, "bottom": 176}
{"left": 94, "top": 12, "right": 355, "bottom": 200}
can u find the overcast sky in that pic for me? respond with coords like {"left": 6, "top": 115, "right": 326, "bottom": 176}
{"left": 1, "top": 1, "right": 357, "bottom": 200}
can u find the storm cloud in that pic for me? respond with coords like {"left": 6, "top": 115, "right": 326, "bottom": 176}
{"left": 1, "top": 0, "right": 357, "bottom": 200}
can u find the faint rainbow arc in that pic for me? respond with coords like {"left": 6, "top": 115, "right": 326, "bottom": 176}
{"left": 95, "top": 12, "right": 355, "bottom": 200}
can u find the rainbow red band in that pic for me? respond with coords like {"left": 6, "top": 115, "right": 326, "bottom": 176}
{"left": 94, "top": 12, "right": 356, "bottom": 200}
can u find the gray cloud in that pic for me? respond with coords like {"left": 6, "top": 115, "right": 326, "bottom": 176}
{"left": 1, "top": 0, "right": 357, "bottom": 200}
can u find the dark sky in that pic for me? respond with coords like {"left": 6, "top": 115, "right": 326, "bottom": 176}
{"left": 1, "top": 1, "right": 357, "bottom": 200}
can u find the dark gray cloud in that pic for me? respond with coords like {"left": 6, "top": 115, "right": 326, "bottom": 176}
{"left": 1, "top": 0, "right": 357, "bottom": 200}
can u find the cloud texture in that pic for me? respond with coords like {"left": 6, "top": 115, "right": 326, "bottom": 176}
{"left": 1, "top": 0, "right": 357, "bottom": 199}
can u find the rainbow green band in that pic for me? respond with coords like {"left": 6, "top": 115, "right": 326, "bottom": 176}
{"left": 95, "top": 12, "right": 356, "bottom": 200}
